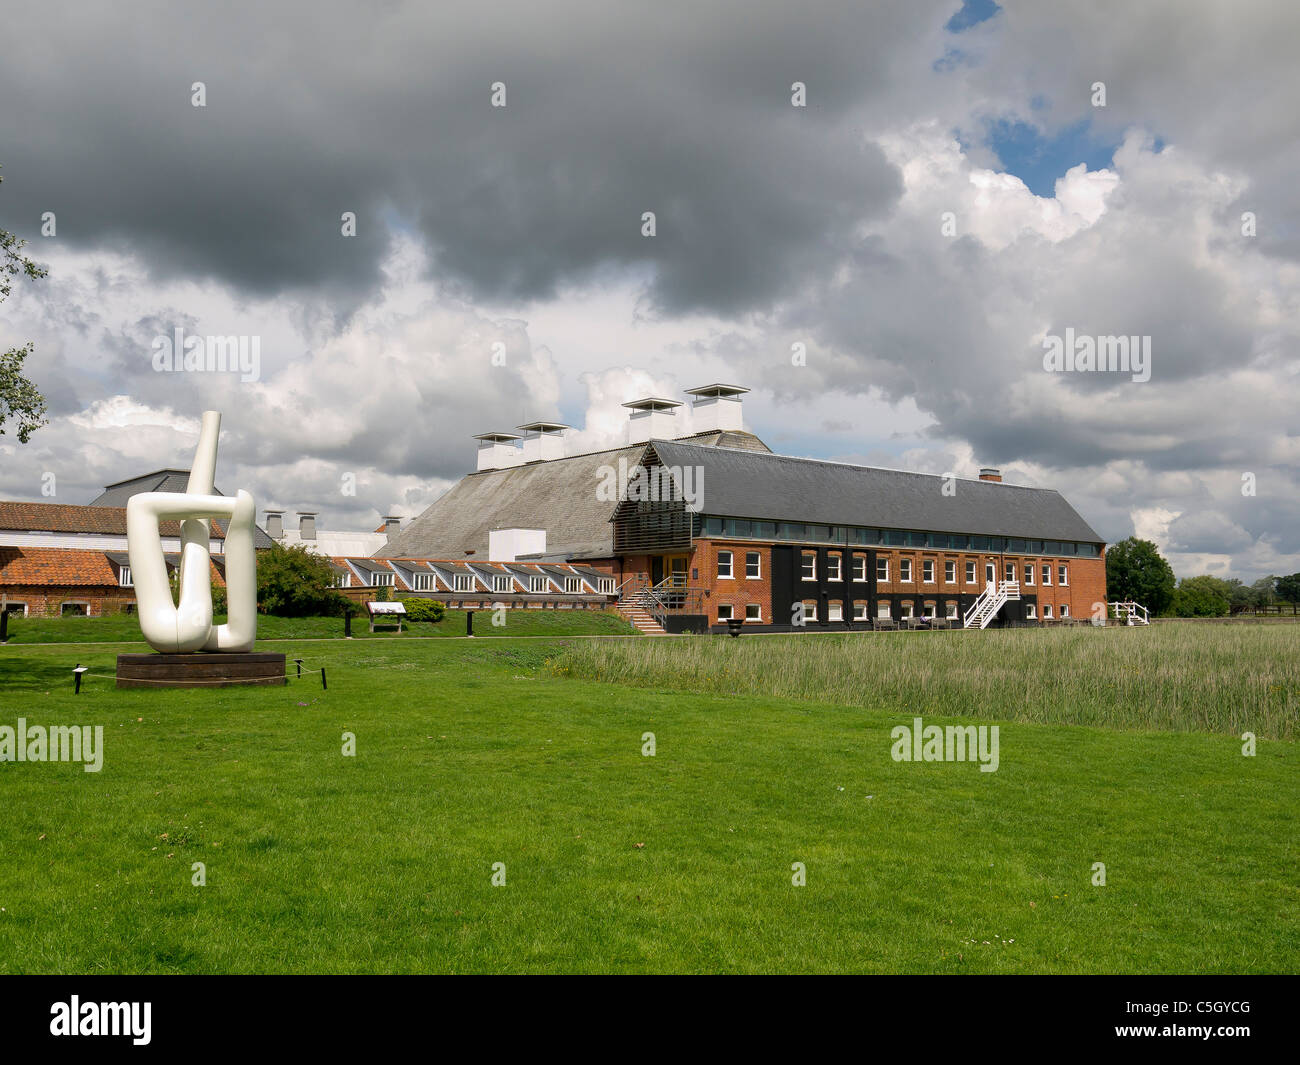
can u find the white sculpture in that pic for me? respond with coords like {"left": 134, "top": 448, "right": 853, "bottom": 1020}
{"left": 126, "top": 411, "right": 258, "bottom": 653}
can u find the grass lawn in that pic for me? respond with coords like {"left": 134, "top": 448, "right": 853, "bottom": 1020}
{"left": 0, "top": 629, "right": 1296, "bottom": 974}
{"left": 2, "top": 608, "right": 637, "bottom": 644}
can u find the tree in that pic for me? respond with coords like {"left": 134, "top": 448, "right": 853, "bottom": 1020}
{"left": 1250, "top": 575, "right": 1278, "bottom": 609}
{"left": 1105, "top": 537, "right": 1175, "bottom": 615}
{"left": 256, "top": 544, "right": 349, "bottom": 617}
{"left": 1, "top": 166, "right": 49, "bottom": 442}
{"left": 1276, "top": 573, "right": 1300, "bottom": 615}
{"left": 1168, "top": 576, "right": 1231, "bottom": 617}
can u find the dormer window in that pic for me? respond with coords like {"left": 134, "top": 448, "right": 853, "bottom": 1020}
{"left": 453, "top": 574, "right": 473, "bottom": 592}
{"left": 370, "top": 570, "right": 394, "bottom": 587}
{"left": 564, "top": 577, "right": 582, "bottom": 593}
{"left": 492, "top": 575, "right": 513, "bottom": 593}
{"left": 412, "top": 572, "right": 435, "bottom": 591}
{"left": 529, "top": 576, "right": 548, "bottom": 593}
{"left": 118, "top": 565, "right": 133, "bottom": 588}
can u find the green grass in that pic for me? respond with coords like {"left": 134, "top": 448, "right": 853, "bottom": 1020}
{"left": 2, "top": 608, "right": 637, "bottom": 644}
{"left": 0, "top": 630, "right": 1295, "bottom": 973}
{"left": 557, "top": 624, "right": 1300, "bottom": 740}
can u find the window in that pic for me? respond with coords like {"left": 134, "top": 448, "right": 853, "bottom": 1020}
{"left": 598, "top": 577, "right": 616, "bottom": 594}
{"left": 745, "top": 603, "right": 762, "bottom": 622}
{"left": 901, "top": 602, "right": 914, "bottom": 619}
{"left": 1042, "top": 565, "right": 1051, "bottom": 586}
{"left": 900, "top": 559, "right": 913, "bottom": 582}
{"left": 877, "top": 557, "right": 889, "bottom": 581}
{"left": 827, "top": 553, "right": 842, "bottom": 581}
{"left": 454, "top": 574, "right": 474, "bottom": 592}
{"left": 1058, "top": 565, "right": 1068, "bottom": 586}
{"left": 853, "top": 601, "right": 869, "bottom": 621}
{"left": 852, "top": 554, "right": 866, "bottom": 581}
{"left": 493, "top": 575, "right": 513, "bottom": 593}
{"left": 118, "top": 565, "right": 133, "bottom": 588}
{"left": 1024, "top": 565, "right": 1034, "bottom": 586}
{"left": 334, "top": 572, "right": 351, "bottom": 588}
{"left": 877, "top": 600, "right": 891, "bottom": 618}
{"left": 3, "top": 601, "right": 27, "bottom": 618}
{"left": 1005, "top": 563, "right": 1015, "bottom": 583}
{"left": 564, "top": 577, "right": 582, "bottom": 594}
{"left": 370, "top": 570, "right": 394, "bottom": 587}
{"left": 61, "top": 602, "right": 88, "bottom": 617}
{"left": 529, "top": 575, "right": 548, "bottom": 593}
{"left": 946, "top": 602, "right": 958, "bottom": 620}
{"left": 718, "top": 604, "right": 734, "bottom": 621}
{"left": 828, "top": 602, "right": 843, "bottom": 622}
{"left": 801, "top": 552, "right": 816, "bottom": 581}
{"left": 985, "top": 562, "right": 995, "bottom": 584}
{"left": 717, "top": 551, "right": 733, "bottom": 579}
{"left": 802, "top": 601, "right": 819, "bottom": 622}
{"left": 1060, "top": 604, "right": 1070, "bottom": 617}
{"left": 944, "top": 560, "right": 955, "bottom": 584}
{"left": 923, "top": 602, "right": 936, "bottom": 618}
{"left": 965, "top": 561, "right": 976, "bottom": 583}
{"left": 413, "top": 572, "right": 435, "bottom": 591}
{"left": 1026, "top": 603, "right": 1037, "bottom": 619}
{"left": 922, "top": 560, "right": 935, "bottom": 583}
{"left": 745, "top": 552, "right": 761, "bottom": 579}
{"left": 1043, "top": 604, "right": 1053, "bottom": 618}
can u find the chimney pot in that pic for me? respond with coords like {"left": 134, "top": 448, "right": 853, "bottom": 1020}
{"left": 264, "top": 510, "right": 284, "bottom": 539}
{"left": 623, "top": 397, "right": 682, "bottom": 444}
{"left": 684, "top": 384, "right": 748, "bottom": 434}
{"left": 384, "top": 515, "right": 401, "bottom": 540}
{"left": 978, "top": 468, "right": 1003, "bottom": 483}
{"left": 298, "top": 511, "right": 317, "bottom": 539}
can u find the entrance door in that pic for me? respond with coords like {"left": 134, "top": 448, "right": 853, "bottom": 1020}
{"left": 665, "top": 554, "right": 689, "bottom": 608}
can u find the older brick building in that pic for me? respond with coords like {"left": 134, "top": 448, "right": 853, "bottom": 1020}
{"left": 381, "top": 385, "right": 1107, "bottom": 633}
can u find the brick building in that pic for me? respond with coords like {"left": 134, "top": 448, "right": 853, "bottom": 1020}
{"left": 380, "top": 385, "right": 1107, "bottom": 633}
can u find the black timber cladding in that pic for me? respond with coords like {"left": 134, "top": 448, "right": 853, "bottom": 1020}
{"left": 647, "top": 440, "right": 1103, "bottom": 543}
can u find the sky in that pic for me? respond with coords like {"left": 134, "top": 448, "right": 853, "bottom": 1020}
{"left": 0, "top": 0, "right": 1296, "bottom": 579}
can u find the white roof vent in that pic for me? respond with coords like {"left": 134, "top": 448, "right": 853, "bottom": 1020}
{"left": 684, "top": 383, "right": 748, "bottom": 434}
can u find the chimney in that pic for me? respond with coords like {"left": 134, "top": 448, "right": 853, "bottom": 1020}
{"left": 384, "top": 515, "right": 401, "bottom": 540}
{"left": 264, "top": 509, "right": 284, "bottom": 539}
{"left": 298, "top": 511, "right": 317, "bottom": 539}
{"left": 684, "top": 384, "right": 748, "bottom": 434}
{"left": 624, "top": 397, "right": 682, "bottom": 444}
{"left": 978, "top": 468, "right": 1003, "bottom": 483}
{"left": 516, "top": 421, "right": 570, "bottom": 463}
{"left": 473, "top": 431, "right": 522, "bottom": 471}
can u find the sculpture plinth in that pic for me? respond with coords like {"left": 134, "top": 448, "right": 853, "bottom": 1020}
{"left": 116, "top": 652, "right": 286, "bottom": 688}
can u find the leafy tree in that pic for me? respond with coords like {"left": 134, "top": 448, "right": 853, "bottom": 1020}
{"left": 401, "top": 598, "right": 445, "bottom": 623}
{"left": 1250, "top": 575, "right": 1278, "bottom": 608}
{"left": 1, "top": 166, "right": 49, "bottom": 442}
{"left": 256, "top": 544, "right": 349, "bottom": 617}
{"left": 1167, "top": 576, "right": 1231, "bottom": 617}
{"left": 1275, "top": 573, "right": 1300, "bottom": 614}
{"left": 1105, "top": 537, "right": 1175, "bottom": 615}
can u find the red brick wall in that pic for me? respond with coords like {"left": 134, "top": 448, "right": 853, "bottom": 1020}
{"left": 690, "top": 541, "right": 772, "bottom": 624}
{"left": 2, "top": 585, "right": 137, "bottom": 618}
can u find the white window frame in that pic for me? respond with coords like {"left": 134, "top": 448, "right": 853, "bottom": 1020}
{"left": 61, "top": 601, "right": 90, "bottom": 617}
{"left": 827, "top": 553, "right": 842, "bottom": 582}
{"left": 899, "top": 558, "right": 913, "bottom": 583}
{"left": 529, "top": 575, "right": 548, "bottom": 593}
{"left": 901, "top": 602, "right": 914, "bottom": 619}
{"left": 598, "top": 577, "right": 616, "bottom": 594}
{"left": 1024, "top": 565, "right": 1034, "bottom": 586}
{"left": 564, "top": 576, "right": 582, "bottom": 594}
{"left": 827, "top": 602, "right": 843, "bottom": 622}
{"left": 1060, "top": 604, "right": 1070, "bottom": 617}
{"left": 802, "top": 601, "right": 819, "bottom": 622}
{"left": 1058, "top": 565, "right": 1069, "bottom": 586}
{"left": 965, "top": 560, "right": 976, "bottom": 583}
{"left": 877, "top": 557, "right": 889, "bottom": 582}
{"left": 370, "top": 570, "right": 395, "bottom": 587}
{"left": 118, "top": 565, "right": 134, "bottom": 588}
{"left": 944, "top": 560, "right": 955, "bottom": 584}
{"left": 877, "top": 600, "right": 891, "bottom": 619}
{"left": 853, "top": 601, "right": 869, "bottom": 621}
{"left": 985, "top": 562, "right": 995, "bottom": 584}
{"left": 745, "top": 552, "right": 761, "bottom": 579}
{"left": 801, "top": 552, "right": 817, "bottom": 581}
{"left": 745, "top": 602, "right": 762, "bottom": 622}
{"left": 1043, "top": 604, "right": 1053, "bottom": 618}
{"left": 946, "top": 601, "right": 958, "bottom": 620}
{"left": 717, "top": 551, "right": 733, "bottom": 579}
{"left": 852, "top": 555, "right": 866, "bottom": 582}
{"left": 492, "top": 575, "right": 513, "bottom": 594}
{"left": 1026, "top": 603, "right": 1037, "bottom": 619}
{"left": 717, "top": 603, "right": 734, "bottom": 621}
{"left": 1004, "top": 563, "right": 1015, "bottom": 583}
{"left": 3, "top": 601, "right": 28, "bottom": 618}
{"left": 1042, "top": 565, "right": 1052, "bottom": 586}
{"left": 922, "top": 559, "right": 935, "bottom": 584}
{"left": 453, "top": 574, "right": 474, "bottom": 592}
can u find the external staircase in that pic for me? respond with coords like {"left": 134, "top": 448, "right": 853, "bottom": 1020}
{"left": 615, "top": 581, "right": 669, "bottom": 635}
{"left": 1108, "top": 601, "right": 1150, "bottom": 626}
{"left": 963, "top": 580, "right": 1020, "bottom": 629}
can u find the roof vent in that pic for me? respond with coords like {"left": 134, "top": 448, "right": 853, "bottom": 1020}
{"left": 384, "top": 515, "right": 401, "bottom": 540}
{"left": 473, "top": 432, "right": 522, "bottom": 471}
{"left": 623, "top": 397, "right": 682, "bottom": 444}
{"left": 264, "top": 510, "right": 284, "bottom": 539}
{"left": 516, "top": 422, "right": 570, "bottom": 463}
{"left": 978, "top": 467, "right": 1002, "bottom": 483}
{"left": 297, "top": 511, "right": 317, "bottom": 539}
{"left": 684, "top": 383, "right": 748, "bottom": 434}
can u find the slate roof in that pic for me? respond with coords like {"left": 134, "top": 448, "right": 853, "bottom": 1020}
{"left": 377, "top": 431, "right": 773, "bottom": 561}
{"left": 88, "top": 471, "right": 275, "bottom": 548}
{"left": 648, "top": 441, "right": 1104, "bottom": 543}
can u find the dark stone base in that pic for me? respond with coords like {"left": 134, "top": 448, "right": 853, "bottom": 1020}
{"left": 116, "top": 652, "right": 287, "bottom": 688}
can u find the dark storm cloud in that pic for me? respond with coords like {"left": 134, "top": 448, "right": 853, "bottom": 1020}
{"left": 0, "top": 0, "right": 942, "bottom": 314}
